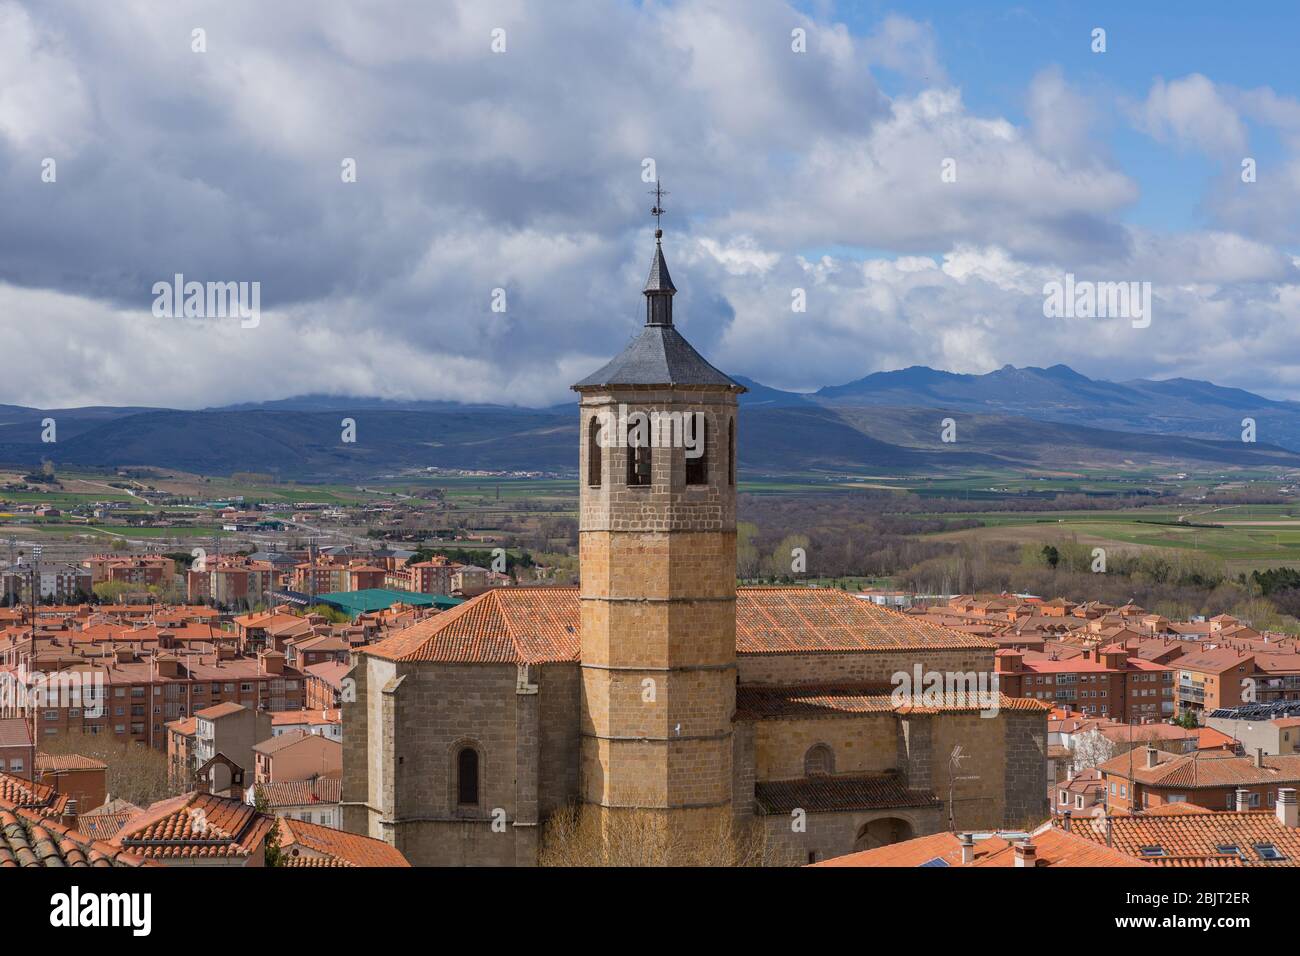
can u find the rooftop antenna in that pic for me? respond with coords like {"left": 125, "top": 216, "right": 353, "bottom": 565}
{"left": 948, "top": 745, "right": 980, "bottom": 831}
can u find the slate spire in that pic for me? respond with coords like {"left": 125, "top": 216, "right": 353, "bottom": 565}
{"left": 644, "top": 181, "right": 675, "bottom": 325}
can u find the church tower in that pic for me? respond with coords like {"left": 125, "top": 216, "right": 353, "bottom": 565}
{"left": 571, "top": 205, "right": 745, "bottom": 848}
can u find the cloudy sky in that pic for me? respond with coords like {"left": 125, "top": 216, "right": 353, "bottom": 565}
{"left": 3, "top": 0, "right": 1299, "bottom": 408}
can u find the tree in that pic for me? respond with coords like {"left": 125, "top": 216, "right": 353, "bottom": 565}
{"left": 539, "top": 804, "right": 795, "bottom": 867}
{"left": 40, "top": 731, "right": 179, "bottom": 808}
{"left": 253, "top": 786, "right": 283, "bottom": 867}
{"left": 1069, "top": 729, "right": 1117, "bottom": 773}
{"left": 1041, "top": 545, "right": 1060, "bottom": 569}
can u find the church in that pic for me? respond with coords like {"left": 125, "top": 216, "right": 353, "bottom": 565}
{"left": 340, "top": 225, "right": 1048, "bottom": 865}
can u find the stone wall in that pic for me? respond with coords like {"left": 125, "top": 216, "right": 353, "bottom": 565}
{"left": 751, "top": 714, "right": 899, "bottom": 780}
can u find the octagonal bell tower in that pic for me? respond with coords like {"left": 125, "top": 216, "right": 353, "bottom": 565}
{"left": 571, "top": 222, "right": 745, "bottom": 842}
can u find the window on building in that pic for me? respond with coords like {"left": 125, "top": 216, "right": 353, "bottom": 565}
{"left": 587, "top": 417, "right": 603, "bottom": 487}
{"left": 456, "top": 746, "right": 480, "bottom": 806}
{"left": 804, "top": 744, "right": 834, "bottom": 777}
{"left": 626, "top": 441, "right": 651, "bottom": 487}
{"left": 685, "top": 416, "right": 708, "bottom": 486}
{"left": 1255, "top": 843, "right": 1286, "bottom": 861}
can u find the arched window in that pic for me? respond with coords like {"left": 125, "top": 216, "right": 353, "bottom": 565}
{"left": 728, "top": 418, "right": 736, "bottom": 486}
{"left": 685, "top": 415, "right": 708, "bottom": 485}
{"left": 804, "top": 744, "right": 834, "bottom": 777}
{"left": 627, "top": 442, "right": 652, "bottom": 487}
{"left": 587, "top": 417, "right": 602, "bottom": 487}
{"left": 456, "top": 746, "right": 480, "bottom": 805}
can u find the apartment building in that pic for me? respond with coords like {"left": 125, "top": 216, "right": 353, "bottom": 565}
{"left": 995, "top": 645, "right": 1175, "bottom": 722}
{"left": 186, "top": 556, "right": 277, "bottom": 607}
{"left": 1099, "top": 747, "right": 1300, "bottom": 813}
{"left": 191, "top": 701, "right": 273, "bottom": 783}
{"left": 10, "top": 647, "right": 303, "bottom": 752}
{"left": 251, "top": 728, "right": 342, "bottom": 785}
{"left": 0, "top": 563, "right": 93, "bottom": 604}
{"left": 1207, "top": 700, "right": 1300, "bottom": 756}
{"left": 84, "top": 554, "right": 176, "bottom": 587}
{"left": 0, "top": 717, "right": 34, "bottom": 778}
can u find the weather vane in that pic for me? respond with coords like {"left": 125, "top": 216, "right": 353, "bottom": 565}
{"left": 649, "top": 180, "right": 668, "bottom": 238}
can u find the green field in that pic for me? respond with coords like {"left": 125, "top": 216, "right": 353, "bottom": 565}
{"left": 928, "top": 504, "right": 1300, "bottom": 572}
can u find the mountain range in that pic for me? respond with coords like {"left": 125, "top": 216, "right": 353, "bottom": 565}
{"left": 1, "top": 365, "right": 1297, "bottom": 479}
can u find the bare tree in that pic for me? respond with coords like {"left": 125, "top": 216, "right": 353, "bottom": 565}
{"left": 539, "top": 804, "right": 796, "bottom": 867}
{"left": 1069, "top": 729, "right": 1117, "bottom": 774}
{"left": 40, "top": 731, "right": 181, "bottom": 809}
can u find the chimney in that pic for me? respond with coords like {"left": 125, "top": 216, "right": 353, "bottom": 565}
{"left": 1145, "top": 746, "right": 1160, "bottom": 769}
{"left": 1014, "top": 841, "right": 1037, "bottom": 868}
{"left": 1277, "top": 788, "right": 1298, "bottom": 828}
{"left": 1236, "top": 788, "right": 1251, "bottom": 812}
{"left": 1256, "top": 747, "right": 1265, "bottom": 769}
{"left": 959, "top": 832, "right": 975, "bottom": 865}
{"left": 1062, "top": 810, "right": 1072, "bottom": 832}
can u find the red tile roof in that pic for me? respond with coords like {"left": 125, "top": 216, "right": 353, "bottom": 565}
{"left": 0, "top": 718, "right": 33, "bottom": 749}
{"left": 815, "top": 827, "right": 1144, "bottom": 867}
{"left": 255, "top": 776, "right": 342, "bottom": 808}
{"left": 35, "top": 753, "right": 108, "bottom": 772}
{"left": 112, "top": 792, "right": 274, "bottom": 861}
{"left": 1069, "top": 809, "right": 1300, "bottom": 865}
{"left": 1099, "top": 750, "right": 1300, "bottom": 790}
{"left": 195, "top": 701, "right": 248, "bottom": 720}
{"left": 0, "top": 772, "right": 69, "bottom": 816}
{"left": 276, "top": 817, "right": 410, "bottom": 867}
{"left": 0, "top": 808, "right": 151, "bottom": 868}
{"left": 735, "top": 683, "right": 1046, "bottom": 720}
{"left": 364, "top": 586, "right": 993, "bottom": 665}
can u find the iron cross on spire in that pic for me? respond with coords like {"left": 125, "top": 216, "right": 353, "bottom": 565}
{"left": 649, "top": 181, "right": 668, "bottom": 238}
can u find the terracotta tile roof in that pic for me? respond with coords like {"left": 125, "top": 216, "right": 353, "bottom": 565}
{"left": 0, "top": 718, "right": 32, "bottom": 749}
{"left": 1099, "top": 750, "right": 1300, "bottom": 789}
{"left": 35, "top": 753, "right": 108, "bottom": 772}
{"left": 1069, "top": 809, "right": 1300, "bottom": 865}
{"left": 0, "top": 807, "right": 151, "bottom": 868}
{"left": 1138, "top": 802, "right": 1216, "bottom": 817}
{"left": 112, "top": 792, "right": 274, "bottom": 861}
{"left": 270, "top": 708, "right": 341, "bottom": 727}
{"left": 0, "top": 772, "right": 69, "bottom": 815}
{"left": 166, "top": 716, "right": 198, "bottom": 737}
{"left": 735, "top": 684, "right": 1046, "bottom": 720}
{"left": 276, "top": 817, "right": 410, "bottom": 867}
{"left": 304, "top": 660, "right": 351, "bottom": 687}
{"left": 78, "top": 811, "right": 137, "bottom": 841}
{"left": 973, "top": 828, "right": 1148, "bottom": 867}
{"left": 255, "top": 776, "right": 342, "bottom": 808}
{"left": 363, "top": 586, "right": 992, "bottom": 665}
{"left": 1198, "top": 727, "right": 1238, "bottom": 750}
{"left": 195, "top": 701, "right": 247, "bottom": 720}
{"left": 815, "top": 826, "right": 1144, "bottom": 867}
{"left": 736, "top": 588, "right": 993, "bottom": 654}
{"left": 252, "top": 728, "right": 341, "bottom": 757}
{"left": 755, "top": 774, "right": 940, "bottom": 814}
